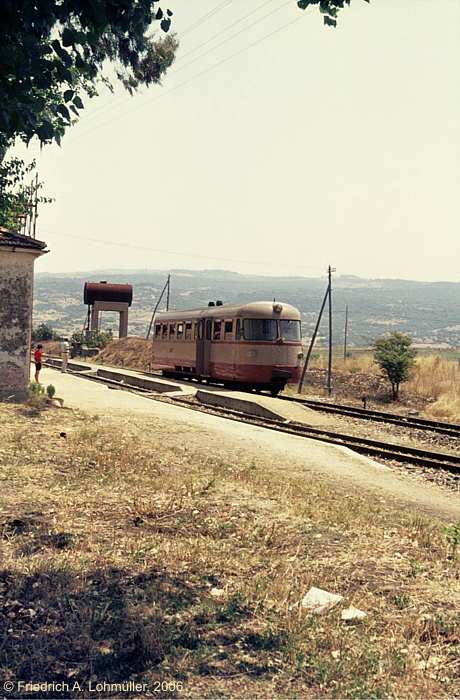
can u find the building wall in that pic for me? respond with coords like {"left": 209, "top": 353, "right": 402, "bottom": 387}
{"left": 0, "top": 249, "right": 38, "bottom": 400}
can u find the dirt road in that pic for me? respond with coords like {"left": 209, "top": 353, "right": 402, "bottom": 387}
{"left": 40, "top": 367, "right": 460, "bottom": 521}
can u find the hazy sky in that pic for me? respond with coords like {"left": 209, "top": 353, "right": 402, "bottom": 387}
{"left": 14, "top": 0, "right": 460, "bottom": 281}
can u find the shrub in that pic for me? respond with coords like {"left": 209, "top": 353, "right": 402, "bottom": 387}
{"left": 28, "top": 382, "right": 44, "bottom": 396}
{"left": 445, "top": 521, "right": 460, "bottom": 561}
{"left": 46, "top": 384, "right": 56, "bottom": 399}
{"left": 32, "top": 323, "right": 60, "bottom": 341}
{"left": 71, "top": 330, "right": 113, "bottom": 349}
{"left": 373, "top": 332, "right": 417, "bottom": 400}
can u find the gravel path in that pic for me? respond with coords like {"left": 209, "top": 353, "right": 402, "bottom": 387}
{"left": 40, "top": 367, "right": 460, "bottom": 522}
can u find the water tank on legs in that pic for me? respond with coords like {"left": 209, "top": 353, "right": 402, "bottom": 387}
{"left": 83, "top": 281, "right": 133, "bottom": 306}
{"left": 83, "top": 281, "right": 133, "bottom": 338}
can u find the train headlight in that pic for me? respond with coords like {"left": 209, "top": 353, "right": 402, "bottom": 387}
{"left": 247, "top": 350, "right": 257, "bottom": 358}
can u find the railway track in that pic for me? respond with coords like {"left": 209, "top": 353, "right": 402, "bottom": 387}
{"left": 58, "top": 360, "right": 460, "bottom": 438}
{"left": 280, "top": 395, "right": 460, "bottom": 438}
{"left": 44, "top": 363, "right": 460, "bottom": 475}
{"left": 148, "top": 369, "right": 460, "bottom": 438}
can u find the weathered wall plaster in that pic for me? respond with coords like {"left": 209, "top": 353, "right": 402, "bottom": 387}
{"left": 0, "top": 249, "right": 37, "bottom": 400}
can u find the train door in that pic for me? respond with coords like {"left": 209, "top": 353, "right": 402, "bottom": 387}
{"left": 196, "top": 318, "right": 212, "bottom": 376}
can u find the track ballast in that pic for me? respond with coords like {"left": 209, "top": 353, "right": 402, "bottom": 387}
{"left": 280, "top": 395, "right": 460, "bottom": 438}
{"left": 44, "top": 362, "right": 460, "bottom": 476}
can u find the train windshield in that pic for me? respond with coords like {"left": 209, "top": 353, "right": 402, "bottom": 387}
{"left": 243, "top": 319, "right": 278, "bottom": 341}
{"left": 279, "top": 319, "right": 301, "bottom": 341}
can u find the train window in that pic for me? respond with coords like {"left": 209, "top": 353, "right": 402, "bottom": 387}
{"left": 185, "top": 322, "right": 192, "bottom": 340}
{"left": 279, "top": 320, "right": 301, "bottom": 341}
{"left": 205, "top": 320, "right": 212, "bottom": 340}
{"left": 162, "top": 324, "right": 168, "bottom": 338}
{"left": 169, "top": 323, "right": 176, "bottom": 338}
{"left": 224, "top": 320, "right": 233, "bottom": 338}
{"left": 236, "top": 319, "right": 242, "bottom": 339}
{"left": 154, "top": 324, "right": 161, "bottom": 338}
{"left": 243, "top": 319, "right": 277, "bottom": 341}
{"left": 177, "top": 322, "right": 184, "bottom": 339}
{"left": 213, "top": 320, "right": 222, "bottom": 340}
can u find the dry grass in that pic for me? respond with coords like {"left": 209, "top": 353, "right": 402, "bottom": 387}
{"left": 0, "top": 403, "right": 459, "bottom": 699}
{"left": 96, "top": 337, "right": 152, "bottom": 372}
{"left": 309, "top": 352, "right": 460, "bottom": 421}
{"left": 408, "top": 357, "right": 460, "bottom": 422}
{"left": 407, "top": 357, "right": 460, "bottom": 401}
{"left": 96, "top": 339, "right": 460, "bottom": 420}
{"left": 310, "top": 353, "right": 378, "bottom": 376}
{"left": 39, "top": 340, "right": 62, "bottom": 356}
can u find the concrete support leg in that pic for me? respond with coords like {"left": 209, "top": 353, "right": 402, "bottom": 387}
{"left": 119, "top": 310, "right": 129, "bottom": 338}
{"left": 90, "top": 307, "right": 99, "bottom": 332}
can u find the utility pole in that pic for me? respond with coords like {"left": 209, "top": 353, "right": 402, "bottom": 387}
{"left": 326, "top": 265, "right": 335, "bottom": 396}
{"left": 32, "top": 173, "right": 39, "bottom": 239}
{"left": 343, "top": 304, "right": 348, "bottom": 362}
{"left": 146, "top": 274, "right": 170, "bottom": 339}
{"left": 297, "top": 282, "right": 329, "bottom": 393}
{"left": 166, "top": 273, "right": 171, "bottom": 311}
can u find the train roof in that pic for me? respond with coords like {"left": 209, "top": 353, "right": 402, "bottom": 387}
{"left": 155, "top": 301, "right": 301, "bottom": 321}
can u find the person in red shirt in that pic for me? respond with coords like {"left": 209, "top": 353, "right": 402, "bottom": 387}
{"left": 34, "top": 344, "right": 43, "bottom": 383}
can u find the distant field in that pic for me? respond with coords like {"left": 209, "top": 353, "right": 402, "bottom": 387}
{"left": 310, "top": 347, "right": 460, "bottom": 363}
{"left": 305, "top": 350, "right": 460, "bottom": 422}
{"left": 34, "top": 270, "right": 460, "bottom": 347}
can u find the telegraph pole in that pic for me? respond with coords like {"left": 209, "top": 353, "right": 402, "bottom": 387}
{"left": 166, "top": 273, "right": 171, "bottom": 311}
{"left": 326, "top": 265, "right": 335, "bottom": 396}
{"left": 146, "top": 274, "right": 171, "bottom": 339}
{"left": 298, "top": 281, "right": 329, "bottom": 393}
{"left": 32, "top": 173, "right": 39, "bottom": 239}
{"left": 343, "top": 304, "right": 348, "bottom": 362}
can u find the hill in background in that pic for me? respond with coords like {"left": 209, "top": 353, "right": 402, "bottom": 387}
{"left": 34, "top": 269, "right": 460, "bottom": 347}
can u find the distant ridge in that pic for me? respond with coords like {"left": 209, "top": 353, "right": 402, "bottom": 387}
{"left": 34, "top": 269, "right": 460, "bottom": 347}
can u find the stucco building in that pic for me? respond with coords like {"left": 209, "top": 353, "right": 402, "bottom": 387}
{"left": 0, "top": 227, "right": 47, "bottom": 400}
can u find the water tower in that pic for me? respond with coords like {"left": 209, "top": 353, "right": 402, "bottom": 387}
{"left": 83, "top": 281, "right": 133, "bottom": 338}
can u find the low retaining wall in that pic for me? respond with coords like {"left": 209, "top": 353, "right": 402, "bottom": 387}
{"left": 96, "top": 368, "right": 181, "bottom": 394}
{"left": 45, "top": 358, "right": 91, "bottom": 372}
{"left": 196, "top": 390, "right": 284, "bottom": 421}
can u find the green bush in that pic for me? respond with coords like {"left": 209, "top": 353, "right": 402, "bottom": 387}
{"left": 32, "top": 323, "right": 61, "bottom": 342}
{"left": 28, "top": 382, "right": 44, "bottom": 396}
{"left": 46, "top": 384, "right": 56, "bottom": 399}
{"left": 445, "top": 521, "right": 460, "bottom": 560}
{"left": 71, "top": 329, "right": 113, "bottom": 349}
{"left": 373, "top": 332, "right": 417, "bottom": 400}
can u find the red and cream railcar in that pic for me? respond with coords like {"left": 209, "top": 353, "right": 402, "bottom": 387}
{"left": 151, "top": 301, "right": 303, "bottom": 395}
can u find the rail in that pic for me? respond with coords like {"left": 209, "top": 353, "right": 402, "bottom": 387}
{"left": 43, "top": 362, "right": 460, "bottom": 475}
{"left": 280, "top": 395, "right": 460, "bottom": 438}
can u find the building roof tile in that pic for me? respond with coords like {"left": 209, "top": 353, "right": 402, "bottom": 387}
{"left": 0, "top": 227, "right": 47, "bottom": 251}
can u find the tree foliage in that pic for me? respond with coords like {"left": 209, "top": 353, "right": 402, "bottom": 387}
{"left": 71, "top": 330, "right": 113, "bottom": 349}
{"left": 297, "top": 0, "right": 370, "bottom": 28}
{"left": 0, "top": 1, "right": 178, "bottom": 232}
{"left": 373, "top": 332, "right": 417, "bottom": 400}
{"left": 0, "top": 157, "right": 52, "bottom": 231}
{"left": 0, "top": 0, "right": 178, "bottom": 156}
{"left": 32, "top": 323, "right": 60, "bottom": 342}
{"left": 0, "top": 1, "right": 366, "bottom": 232}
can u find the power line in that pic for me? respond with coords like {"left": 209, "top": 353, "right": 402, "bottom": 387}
{"left": 175, "top": 0, "right": 291, "bottom": 69}
{"left": 39, "top": 229, "right": 326, "bottom": 272}
{"left": 180, "top": 0, "right": 233, "bottom": 37}
{"left": 177, "top": 0, "right": 281, "bottom": 62}
{"left": 70, "top": 0, "right": 236, "bottom": 127}
{"left": 170, "top": 0, "right": 293, "bottom": 78}
{"left": 67, "top": 8, "right": 311, "bottom": 144}
{"left": 69, "top": 0, "right": 293, "bottom": 132}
